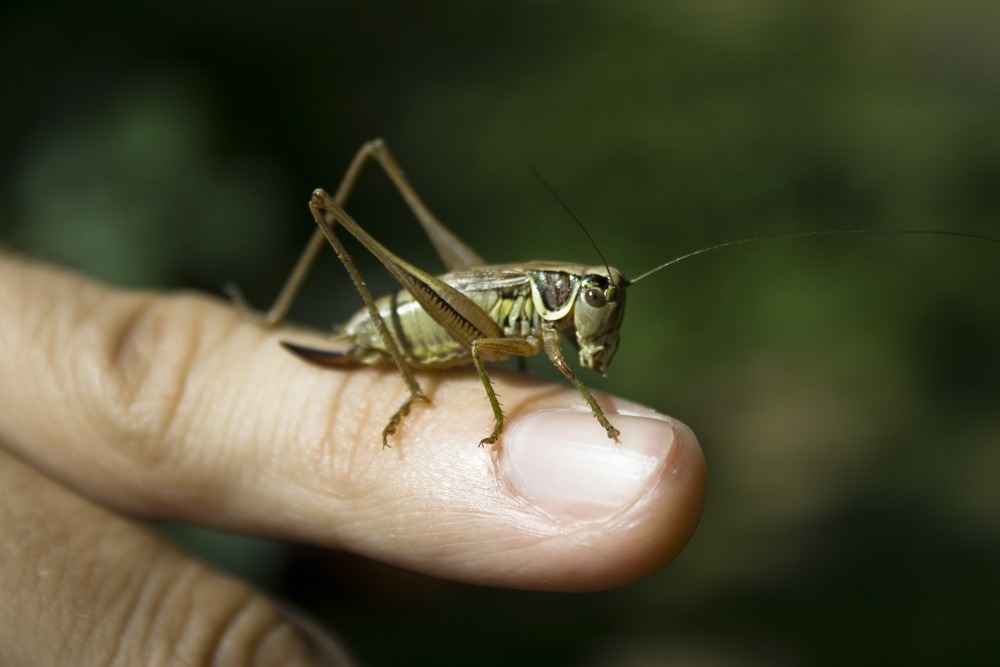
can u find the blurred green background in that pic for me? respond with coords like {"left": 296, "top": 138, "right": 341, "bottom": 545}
{"left": 3, "top": 1, "right": 999, "bottom": 664}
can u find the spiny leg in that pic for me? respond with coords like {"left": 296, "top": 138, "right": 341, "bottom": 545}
{"left": 470, "top": 336, "right": 544, "bottom": 446}
{"left": 472, "top": 357, "right": 504, "bottom": 447}
{"left": 383, "top": 392, "right": 425, "bottom": 449}
{"left": 306, "top": 196, "right": 430, "bottom": 444}
{"left": 541, "top": 327, "right": 620, "bottom": 441}
{"left": 310, "top": 189, "right": 513, "bottom": 448}
{"left": 231, "top": 139, "right": 485, "bottom": 327}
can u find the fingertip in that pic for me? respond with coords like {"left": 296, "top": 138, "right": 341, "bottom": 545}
{"left": 494, "top": 407, "right": 706, "bottom": 589}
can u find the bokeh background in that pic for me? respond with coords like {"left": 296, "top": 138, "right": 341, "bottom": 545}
{"left": 3, "top": 1, "right": 999, "bottom": 664}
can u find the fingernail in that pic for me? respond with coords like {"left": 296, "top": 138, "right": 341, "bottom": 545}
{"left": 501, "top": 410, "right": 675, "bottom": 521}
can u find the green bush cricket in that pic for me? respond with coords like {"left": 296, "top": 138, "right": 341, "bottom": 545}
{"left": 232, "top": 139, "right": 1000, "bottom": 448}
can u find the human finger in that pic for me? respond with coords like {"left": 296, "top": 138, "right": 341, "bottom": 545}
{"left": 0, "top": 446, "right": 352, "bottom": 666}
{"left": 0, "top": 255, "right": 706, "bottom": 590}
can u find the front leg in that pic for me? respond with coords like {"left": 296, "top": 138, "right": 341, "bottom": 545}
{"left": 541, "top": 327, "right": 621, "bottom": 441}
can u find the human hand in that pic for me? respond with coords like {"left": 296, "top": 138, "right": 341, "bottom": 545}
{"left": 0, "top": 253, "right": 706, "bottom": 665}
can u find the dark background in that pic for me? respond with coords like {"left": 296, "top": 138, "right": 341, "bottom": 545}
{"left": 3, "top": 1, "right": 999, "bottom": 664}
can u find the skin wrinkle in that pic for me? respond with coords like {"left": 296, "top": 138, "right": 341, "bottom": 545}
{"left": 99, "top": 296, "right": 191, "bottom": 468}
{"left": 438, "top": 523, "right": 551, "bottom": 571}
{"left": 0, "top": 277, "right": 425, "bottom": 667}
{"left": 187, "top": 330, "right": 297, "bottom": 516}
{"left": 107, "top": 292, "right": 157, "bottom": 401}
{"left": 346, "top": 479, "right": 556, "bottom": 574}
{"left": 104, "top": 566, "right": 141, "bottom": 666}
{"left": 299, "top": 362, "right": 455, "bottom": 498}
{"left": 93, "top": 293, "right": 266, "bottom": 518}
{"left": 106, "top": 292, "right": 243, "bottom": 465}
{"left": 161, "top": 567, "right": 209, "bottom": 661}
{"left": 241, "top": 611, "right": 276, "bottom": 667}
{"left": 228, "top": 359, "right": 423, "bottom": 542}
{"left": 2, "top": 260, "right": 202, "bottom": 508}
{"left": 136, "top": 565, "right": 237, "bottom": 666}
{"left": 90, "top": 534, "right": 163, "bottom": 664}
{"left": 3, "top": 455, "right": 126, "bottom": 664}
{"left": 294, "top": 364, "right": 395, "bottom": 502}
{"left": 254, "top": 623, "right": 316, "bottom": 667}
{"left": 132, "top": 550, "right": 203, "bottom": 665}
{"left": 234, "top": 597, "right": 301, "bottom": 667}
{"left": 2, "top": 262, "right": 87, "bottom": 455}
{"left": 209, "top": 591, "right": 323, "bottom": 667}
{"left": 108, "top": 573, "right": 142, "bottom": 667}
{"left": 196, "top": 589, "right": 256, "bottom": 667}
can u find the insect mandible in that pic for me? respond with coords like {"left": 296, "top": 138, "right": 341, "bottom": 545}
{"left": 230, "top": 138, "right": 1000, "bottom": 448}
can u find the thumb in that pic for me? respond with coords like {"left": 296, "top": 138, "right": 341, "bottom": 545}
{"left": 0, "top": 254, "right": 707, "bottom": 591}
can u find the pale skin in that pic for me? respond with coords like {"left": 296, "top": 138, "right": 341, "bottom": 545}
{"left": 0, "top": 253, "right": 706, "bottom": 666}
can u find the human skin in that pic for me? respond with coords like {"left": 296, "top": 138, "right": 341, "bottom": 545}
{"left": 0, "top": 254, "right": 706, "bottom": 665}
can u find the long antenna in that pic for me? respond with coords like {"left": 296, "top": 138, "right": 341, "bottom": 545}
{"left": 628, "top": 229, "right": 1000, "bottom": 285}
{"left": 529, "top": 166, "right": 616, "bottom": 284}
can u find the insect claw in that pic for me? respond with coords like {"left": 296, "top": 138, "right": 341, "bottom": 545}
{"left": 479, "top": 420, "right": 503, "bottom": 448}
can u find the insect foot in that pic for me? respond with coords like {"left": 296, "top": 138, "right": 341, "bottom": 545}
{"left": 382, "top": 391, "right": 431, "bottom": 448}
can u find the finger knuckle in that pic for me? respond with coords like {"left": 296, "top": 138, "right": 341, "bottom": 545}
{"left": 94, "top": 293, "right": 225, "bottom": 481}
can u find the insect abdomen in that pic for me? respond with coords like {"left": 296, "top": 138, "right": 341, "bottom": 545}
{"left": 345, "top": 274, "right": 537, "bottom": 369}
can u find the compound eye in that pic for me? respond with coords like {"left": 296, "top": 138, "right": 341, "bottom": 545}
{"left": 584, "top": 286, "right": 606, "bottom": 308}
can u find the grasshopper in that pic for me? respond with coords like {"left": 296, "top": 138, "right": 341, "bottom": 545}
{"left": 234, "top": 139, "right": 1000, "bottom": 448}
